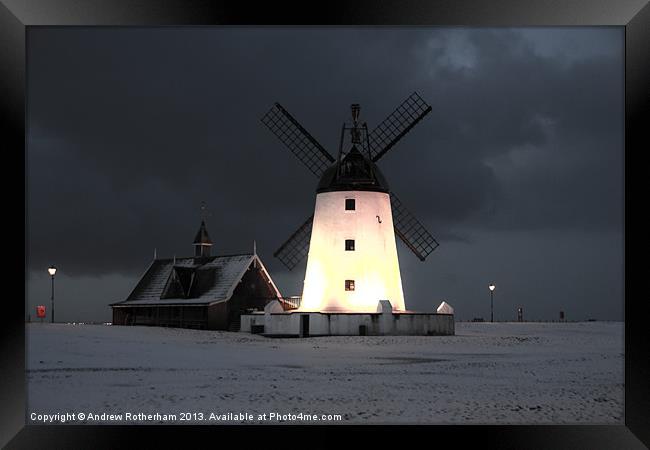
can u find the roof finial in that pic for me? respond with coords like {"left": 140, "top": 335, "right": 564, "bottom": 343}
{"left": 351, "top": 103, "right": 360, "bottom": 126}
{"left": 253, "top": 240, "right": 257, "bottom": 268}
{"left": 153, "top": 248, "right": 157, "bottom": 260}
{"left": 173, "top": 254, "right": 176, "bottom": 265}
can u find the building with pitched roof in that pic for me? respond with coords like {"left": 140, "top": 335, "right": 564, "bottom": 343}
{"left": 110, "top": 220, "right": 284, "bottom": 331}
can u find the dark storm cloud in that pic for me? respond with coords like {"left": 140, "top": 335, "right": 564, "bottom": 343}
{"left": 27, "top": 27, "right": 623, "bottom": 320}
{"left": 384, "top": 29, "right": 622, "bottom": 234}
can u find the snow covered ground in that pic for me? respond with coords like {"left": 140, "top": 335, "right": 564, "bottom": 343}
{"left": 26, "top": 321, "right": 623, "bottom": 424}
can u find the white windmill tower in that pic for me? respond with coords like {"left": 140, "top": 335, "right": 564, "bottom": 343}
{"left": 261, "top": 93, "right": 439, "bottom": 313}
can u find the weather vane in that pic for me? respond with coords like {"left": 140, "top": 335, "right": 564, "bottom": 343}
{"left": 200, "top": 201, "right": 211, "bottom": 221}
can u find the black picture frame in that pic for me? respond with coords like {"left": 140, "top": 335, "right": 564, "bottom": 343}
{"left": 2, "top": 1, "right": 647, "bottom": 448}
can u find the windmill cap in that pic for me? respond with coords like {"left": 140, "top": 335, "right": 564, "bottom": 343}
{"left": 316, "top": 146, "right": 390, "bottom": 193}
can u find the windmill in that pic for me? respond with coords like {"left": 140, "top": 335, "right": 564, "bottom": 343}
{"left": 261, "top": 92, "right": 439, "bottom": 313}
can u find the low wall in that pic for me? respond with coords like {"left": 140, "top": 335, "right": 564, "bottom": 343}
{"left": 240, "top": 311, "right": 454, "bottom": 336}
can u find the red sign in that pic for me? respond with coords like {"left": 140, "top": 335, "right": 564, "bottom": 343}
{"left": 36, "top": 305, "right": 46, "bottom": 319}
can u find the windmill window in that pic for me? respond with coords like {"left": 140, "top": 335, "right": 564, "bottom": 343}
{"left": 345, "top": 198, "right": 356, "bottom": 211}
{"left": 345, "top": 239, "right": 355, "bottom": 251}
{"left": 345, "top": 280, "right": 355, "bottom": 291}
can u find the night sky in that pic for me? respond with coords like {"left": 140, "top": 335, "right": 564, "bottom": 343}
{"left": 27, "top": 27, "right": 623, "bottom": 322}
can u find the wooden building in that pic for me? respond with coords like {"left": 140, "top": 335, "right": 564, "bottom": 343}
{"left": 110, "top": 220, "right": 283, "bottom": 331}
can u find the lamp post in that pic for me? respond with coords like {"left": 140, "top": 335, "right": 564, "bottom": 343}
{"left": 48, "top": 265, "right": 57, "bottom": 323}
{"left": 489, "top": 284, "right": 496, "bottom": 322}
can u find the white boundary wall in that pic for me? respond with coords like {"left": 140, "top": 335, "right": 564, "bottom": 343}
{"left": 241, "top": 307, "right": 454, "bottom": 337}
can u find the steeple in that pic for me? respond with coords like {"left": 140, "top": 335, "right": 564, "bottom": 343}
{"left": 192, "top": 201, "right": 213, "bottom": 258}
{"left": 193, "top": 220, "right": 213, "bottom": 257}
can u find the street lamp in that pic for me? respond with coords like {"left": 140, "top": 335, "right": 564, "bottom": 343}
{"left": 489, "top": 284, "right": 496, "bottom": 323}
{"left": 48, "top": 265, "right": 57, "bottom": 323}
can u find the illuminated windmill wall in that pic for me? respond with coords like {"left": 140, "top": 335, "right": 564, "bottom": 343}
{"left": 262, "top": 93, "right": 439, "bottom": 313}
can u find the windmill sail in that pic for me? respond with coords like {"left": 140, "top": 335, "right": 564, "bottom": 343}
{"left": 273, "top": 215, "right": 314, "bottom": 270}
{"left": 261, "top": 103, "right": 335, "bottom": 177}
{"left": 390, "top": 192, "right": 439, "bottom": 261}
{"left": 369, "top": 92, "right": 432, "bottom": 162}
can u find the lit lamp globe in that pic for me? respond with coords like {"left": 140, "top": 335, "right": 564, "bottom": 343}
{"left": 488, "top": 283, "right": 495, "bottom": 323}
{"left": 48, "top": 265, "right": 57, "bottom": 323}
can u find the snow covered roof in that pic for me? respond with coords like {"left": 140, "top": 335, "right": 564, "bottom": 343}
{"left": 112, "top": 253, "right": 280, "bottom": 306}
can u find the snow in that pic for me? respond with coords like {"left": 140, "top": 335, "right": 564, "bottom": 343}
{"left": 26, "top": 321, "right": 623, "bottom": 424}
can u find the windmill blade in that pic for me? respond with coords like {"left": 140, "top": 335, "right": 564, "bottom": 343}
{"left": 273, "top": 215, "right": 314, "bottom": 270}
{"left": 261, "top": 103, "right": 335, "bottom": 177}
{"left": 369, "top": 92, "right": 432, "bottom": 162}
{"left": 390, "top": 192, "right": 439, "bottom": 261}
